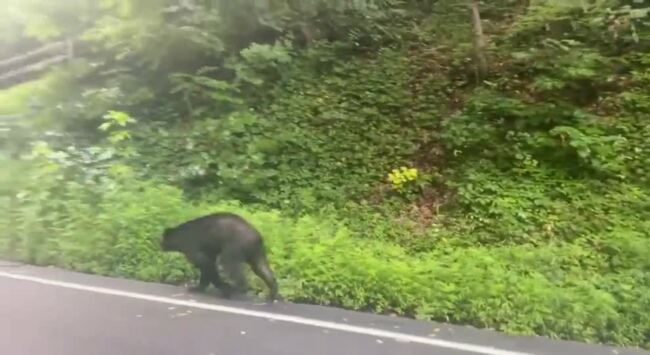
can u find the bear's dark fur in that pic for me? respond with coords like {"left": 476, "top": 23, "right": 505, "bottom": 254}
{"left": 161, "top": 212, "right": 278, "bottom": 301}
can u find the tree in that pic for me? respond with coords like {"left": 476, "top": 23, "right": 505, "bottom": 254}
{"left": 470, "top": 0, "right": 488, "bottom": 80}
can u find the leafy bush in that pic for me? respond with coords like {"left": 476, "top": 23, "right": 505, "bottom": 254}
{"left": 134, "top": 47, "right": 440, "bottom": 210}
{"left": 1, "top": 176, "right": 648, "bottom": 347}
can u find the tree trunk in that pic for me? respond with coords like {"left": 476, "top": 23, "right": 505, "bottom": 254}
{"left": 470, "top": 0, "right": 488, "bottom": 81}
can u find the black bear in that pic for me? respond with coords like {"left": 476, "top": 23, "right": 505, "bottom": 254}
{"left": 161, "top": 212, "right": 278, "bottom": 301}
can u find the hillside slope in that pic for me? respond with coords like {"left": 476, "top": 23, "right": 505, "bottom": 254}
{"left": 0, "top": 0, "right": 648, "bottom": 349}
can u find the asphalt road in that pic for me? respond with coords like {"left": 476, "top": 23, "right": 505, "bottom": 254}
{"left": 0, "top": 262, "right": 646, "bottom": 355}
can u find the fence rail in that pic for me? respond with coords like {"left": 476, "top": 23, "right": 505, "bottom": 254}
{"left": 0, "top": 39, "right": 74, "bottom": 88}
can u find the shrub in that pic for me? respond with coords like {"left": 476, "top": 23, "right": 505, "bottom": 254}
{"left": 1, "top": 177, "right": 648, "bottom": 348}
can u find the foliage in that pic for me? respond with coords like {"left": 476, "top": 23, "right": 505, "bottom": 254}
{"left": 1, "top": 169, "right": 648, "bottom": 346}
{"left": 1, "top": 0, "right": 649, "bottom": 350}
{"left": 132, "top": 47, "right": 441, "bottom": 210}
{"left": 387, "top": 166, "right": 419, "bottom": 191}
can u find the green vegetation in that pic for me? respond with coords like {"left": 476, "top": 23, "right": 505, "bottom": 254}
{"left": 1, "top": 0, "right": 648, "bottom": 349}
{"left": 0, "top": 79, "right": 46, "bottom": 114}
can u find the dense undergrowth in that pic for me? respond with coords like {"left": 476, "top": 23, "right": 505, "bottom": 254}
{"left": 1, "top": 0, "right": 649, "bottom": 348}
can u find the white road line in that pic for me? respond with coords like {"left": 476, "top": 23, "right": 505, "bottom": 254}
{"left": 0, "top": 271, "right": 532, "bottom": 355}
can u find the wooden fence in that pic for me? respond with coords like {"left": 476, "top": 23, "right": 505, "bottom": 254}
{"left": 0, "top": 39, "right": 74, "bottom": 89}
